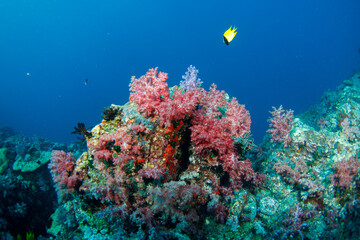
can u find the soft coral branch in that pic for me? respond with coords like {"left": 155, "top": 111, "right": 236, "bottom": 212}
{"left": 180, "top": 65, "right": 203, "bottom": 91}
{"left": 222, "top": 97, "right": 251, "bottom": 138}
{"left": 129, "top": 67, "right": 170, "bottom": 117}
{"left": 329, "top": 157, "right": 360, "bottom": 189}
{"left": 267, "top": 105, "right": 294, "bottom": 147}
{"left": 158, "top": 87, "right": 201, "bottom": 127}
{"left": 190, "top": 111, "right": 234, "bottom": 157}
{"left": 49, "top": 150, "right": 80, "bottom": 193}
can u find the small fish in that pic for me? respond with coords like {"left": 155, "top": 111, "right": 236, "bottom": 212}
{"left": 223, "top": 26, "right": 237, "bottom": 45}
{"left": 85, "top": 78, "right": 88, "bottom": 85}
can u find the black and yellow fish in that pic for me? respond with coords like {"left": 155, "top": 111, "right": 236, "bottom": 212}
{"left": 223, "top": 26, "right": 237, "bottom": 45}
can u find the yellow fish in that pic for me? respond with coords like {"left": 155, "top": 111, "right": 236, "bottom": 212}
{"left": 223, "top": 26, "right": 237, "bottom": 45}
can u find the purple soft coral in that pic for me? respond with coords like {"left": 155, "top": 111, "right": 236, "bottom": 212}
{"left": 180, "top": 65, "right": 203, "bottom": 91}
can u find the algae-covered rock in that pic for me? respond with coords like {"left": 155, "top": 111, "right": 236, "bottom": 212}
{"left": 0, "top": 148, "right": 9, "bottom": 174}
{"left": 13, "top": 151, "right": 51, "bottom": 172}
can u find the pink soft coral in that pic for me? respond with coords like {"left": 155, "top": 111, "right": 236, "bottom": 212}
{"left": 329, "top": 157, "right": 360, "bottom": 189}
{"left": 267, "top": 105, "right": 294, "bottom": 147}
{"left": 191, "top": 97, "right": 256, "bottom": 189}
{"left": 222, "top": 97, "right": 251, "bottom": 138}
{"left": 129, "top": 68, "right": 202, "bottom": 127}
{"left": 129, "top": 67, "right": 170, "bottom": 117}
{"left": 198, "top": 84, "right": 227, "bottom": 118}
{"left": 190, "top": 84, "right": 251, "bottom": 156}
{"left": 190, "top": 111, "right": 234, "bottom": 157}
{"left": 49, "top": 150, "right": 80, "bottom": 193}
{"left": 158, "top": 87, "right": 201, "bottom": 126}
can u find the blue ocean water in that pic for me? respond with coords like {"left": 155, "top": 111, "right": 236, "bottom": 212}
{"left": 0, "top": 0, "right": 359, "bottom": 144}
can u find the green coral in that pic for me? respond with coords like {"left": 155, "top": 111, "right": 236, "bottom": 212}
{"left": 13, "top": 151, "right": 51, "bottom": 172}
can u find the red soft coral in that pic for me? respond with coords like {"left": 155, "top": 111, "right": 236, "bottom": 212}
{"left": 158, "top": 87, "right": 201, "bottom": 127}
{"left": 199, "top": 84, "right": 227, "bottom": 118}
{"left": 190, "top": 88, "right": 251, "bottom": 156}
{"left": 329, "top": 157, "right": 360, "bottom": 189}
{"left": 129, "top": 67, "right": 170, "bottom": 117}
{"left": 222, "top": 97, "right": 251, "bottom": 138}
{"left": 190, "top": 90, "right": 259, "bottom": 189}
{"left": 49, "top": 150, "right": 80, "bottom": 193}
{"left": 190, "top": 111, "right": 234, "bottom": 157}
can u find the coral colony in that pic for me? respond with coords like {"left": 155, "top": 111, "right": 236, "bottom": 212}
{"left": 2, "top": 66, "right": 359, "bottom": 239}
{"left": 44, "top": 67, "right": 360, "bottom": 239}
{"left": 48, "top": 66, "right": 265, "bottom": 239}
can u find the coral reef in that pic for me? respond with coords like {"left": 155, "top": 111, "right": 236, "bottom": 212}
{"left": 45, "top": 69, "right": 360, "bottom": 239}
{"left": 0, "top": 128, "right": 85, "bottom": 239}
{"left": 257, "top": 72, "right": 360, "bottom": 239}
{"left": 48, "top": 66, "right": 262, "bottom": 239}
